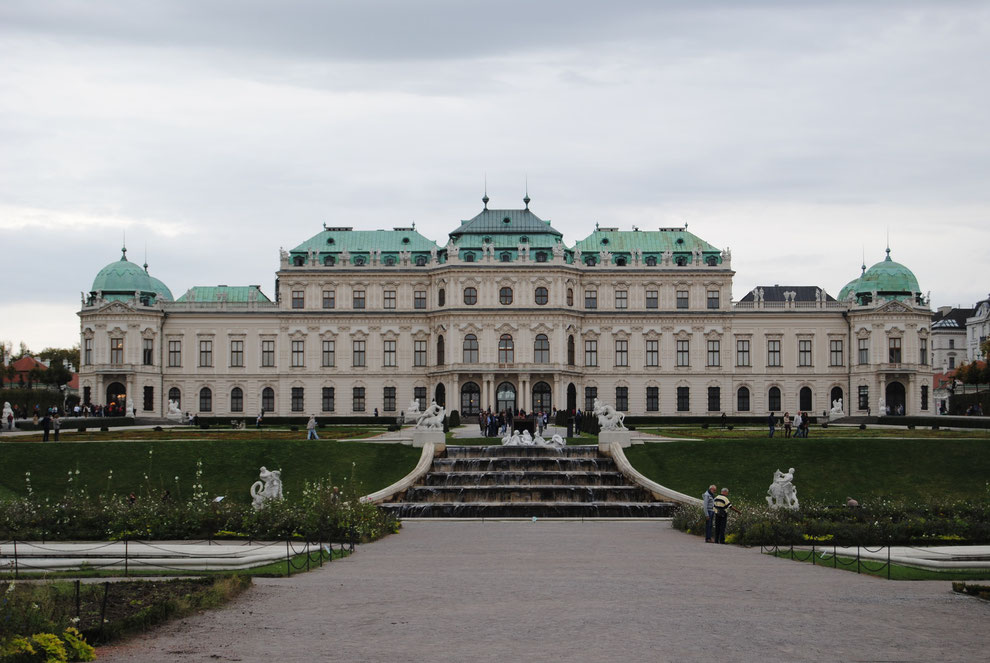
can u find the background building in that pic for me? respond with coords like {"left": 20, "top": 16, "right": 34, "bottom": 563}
{"left": 79, "top": 200, "right": 933, "bottom": 418}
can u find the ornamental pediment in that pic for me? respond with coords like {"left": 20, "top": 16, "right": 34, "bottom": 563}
{"left": 876, "top": 300, "right": 911, "bottom": 314}
{"left": 97, "top": 300, "right": 135, "bottom": 315}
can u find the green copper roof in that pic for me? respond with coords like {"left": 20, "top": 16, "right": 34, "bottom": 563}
{"left": 290, "top": 227, "right": 439, "bottom": 255}
{"left": 571, "top": 228, "right": 721, "bottom": 261}
{"left": 837, "top": 277, "right": 860, "bottom": 301}
{"left": 91, "top": 249, "right": 156, "bottom": 296}
{"left": 176, "top": 286, "right": 271, "bottom": 303}
{"left": 450, "top": 208, "right": 563, "bottom": 239}
{"left": 856, "top": 249, "right": 920, "bottom": 297}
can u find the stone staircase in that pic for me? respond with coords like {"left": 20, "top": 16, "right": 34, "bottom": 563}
{"left": 380, "top": 445, "right": 676, "bottom": 518}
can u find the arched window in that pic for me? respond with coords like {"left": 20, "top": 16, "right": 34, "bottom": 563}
{"left": 768, "top": 386, "right": 781, "bottom": 412}
{"left": 646, "top": 256, "right": 657, "bottom": 267}
{"left": 532, "top": 382, "right": 552, "bottom": 412}
{"left": 438, "top": 288, "right": 445, "bottom": 307}
{"left": 615, "top": 257, "right": 627, "bottom": 266}
{"left": 437, "top": 335, "right": 445, "bottom": 365}
{"left": 706, "top": 256, "right": 718, "bottom": 266}
{"left": 496, "top": 382, "right": 516, "bottom": 413}
{"left": 461, "top": 382, "right": 480, "bottom": 415}
{"left": 199, "top": 387, "right": 212, "bottom": 412}
{"left": 499, "top": 287, "right": 513, "bottom": 305}
{"left": 415, "top": 255, "right": 428, "bottom": 266}
{"left": 675, "top": 256, "right": 687, "bottom": 266}
{"left": 799, "top": 386, "right": 813, "bottom": 411}
{"left": 354, "top": 256, "right": 366, "bottom": 266}
{"left": 230, "top": 387, "right": 244, "bottom": 412}
{"left": 168, "top": 387, "right": 181, "bottom": 408}
{"left": 463, "top": 287, "right": 477, "bottom": 305}
{"left": 534, "top": 334, "right": 550, "bottom": 363}
{"left": 585, "top": 255, "right": 597, "bottom": 266}
{"left": 324, "top": 255, "right": 335, "bottom": 266}
{"left": 535, "top": 252, "right": 547, "bottom": 263}
{"left": 384, "top": 255, "right": 396, "bottom": 266}
{"left": 567, "top": 288, "right": 574, "bottom": 306}
{"left": 464, "top": 252, "right": 475, "bottom": 262}
{"left": 500, "top": 252, "right": 511, "bottom": 262}
{"left": 737, "top": 387, "right": 750, "bottom": 412}
{"left": 535, "top": 287, "right": 548, "bottom": 305}
{"left": 498, "top": 334, "right": 514, "bottom": 363}
{"left": 463, "top": 335, "right": 479, "bottom": 363}
{"left": 262, "top": 387, "right": 275, "bottom": 412}
{"left": 567, "top": 335, "right": 575, "bottom": 365}
{"left": 292, "top": 256, "right": 305, "bottom": 266}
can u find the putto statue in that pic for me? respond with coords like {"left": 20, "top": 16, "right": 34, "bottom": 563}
{"left": 166, "top": 399, "right": 183, "bottom": 421}
{"left": 250, "top": 466, "right": 284, "bottom": 510}
{"left": 766, "top": 467, "right": 799, "bottom": 510}
{"left": 593, "top": 398, "right": 627, "bottom": 431}
{"left": 829, "top": 398, "right": 845, "bottom": 421}
{"left": 402, "top": 399, "right": 422, "bottom": 424}
{"left": 414, "top": 400, "right": 446, "bottom": 430}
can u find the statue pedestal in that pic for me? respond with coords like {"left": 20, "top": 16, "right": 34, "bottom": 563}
{"left": 828, "top": 412, "right": 845, "bottom": 422}
{"left": 412, "top": 429, "right": 446, "bottom": 452}
{"left": 598, "top": 430, "right": 632, "bottom": 451}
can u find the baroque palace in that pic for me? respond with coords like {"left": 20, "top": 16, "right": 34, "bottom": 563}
{"left": 79, "top": 197, "right": 933, "bottom": 419}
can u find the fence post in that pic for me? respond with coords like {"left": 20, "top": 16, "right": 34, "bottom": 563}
{"left": 856, "top": 545, "right": 861, "bottom": 574}
{"left": 124, "top": 538, "right": 128, "bottom": 577}
{"left": 12, "top": 540, "right": 18, "bottom": 579}
{"left": 812, "top": 541, "right": 816, "bottom": 566}
{"left": 75, "top": 579, "right": 81, "bottom": 618}
{"left": 833, "top": 543, "right": 837, "bottom": 568}
{"left": 285, "top": 539, "right": 291, "bottom": 577}
{"left": 98, "top": 581, "right": 110, "bottom": 641}
{"left": 887, "top": 545, "right": 891, "bottom": 580}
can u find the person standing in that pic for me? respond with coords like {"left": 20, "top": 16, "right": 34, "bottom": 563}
{"left": 767, "top": 412, "right": 776, "bottom": 438}
{"left": 52, "top": 414, "right": 61, "bottom": 441}
{"left": 42, "top": 412, "right": 51, "bottom": 441}
{"left": 713, "top": 488, "right": 741, "bottom": 544}
{"left": 783, "top": 412, "right": 792, "bottom": 438}
{"left": 792, "top": 411, "right": 803, "bottom": 438}
{"left": 702, "top": 484, "right": 717, "bottom": 542}
{"left": 306, "top": 414, "right": 319, "bottom": 440}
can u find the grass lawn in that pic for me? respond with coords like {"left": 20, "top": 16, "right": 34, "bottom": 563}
{"left": 767, "top": 548, "right": 990, "bottom": 581}
{"left": 639, "top": 424, "right": 990, "bottom": 440}
{"left": 0, "top": 437, "right": 421, "bottom": 503}
{"left": 624, "top": 437, "right": 990, "bottom": 503}
{"left": 7, "top": 425, "right": 385, "bottom": 443}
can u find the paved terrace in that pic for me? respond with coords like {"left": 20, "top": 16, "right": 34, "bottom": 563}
{"left": 101, "top": 521, "right": 987, "bottom": 662}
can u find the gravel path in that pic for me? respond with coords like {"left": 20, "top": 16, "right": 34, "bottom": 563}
{"left": 100, "top": 522, "right": 987, "bottom": 662}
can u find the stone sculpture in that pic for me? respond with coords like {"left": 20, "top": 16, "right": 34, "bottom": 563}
{"left": 829, "top": 398, "right": 845, "bottom": 421}
{"left": 166, "top": 399, "right": 183, "bottom": 421}
{"left": 250, "top": 466, "right": 284, "bottom": 510}
{"left": 2, "top": 402, "right": 14, "bottom": 429}
{"left": 126, "top": 396, "right": 135, "bottom": 417}
{"left": 878, "top": 397, "right": 886, "bottom": 416}
{"left": 414, "top": 400, "right": 445, "bottom": 430}
{"left": 550, "top": 434, "right": 565, "bottom": 447}
{"left": 593, "top": 398, "right": 627, "bottom": 431}
{"left": 766, "top": 467, "right": 799, "bottom": 510}
{"left": 404, "top": 399, "right": 422, "bottom": 423}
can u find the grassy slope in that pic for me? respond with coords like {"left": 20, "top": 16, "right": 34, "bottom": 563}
{"left": 0, "top": 439, "right": 421, "bottom": 503}
{"left": 624, "top": 437, "right": 990, "bottom": 503}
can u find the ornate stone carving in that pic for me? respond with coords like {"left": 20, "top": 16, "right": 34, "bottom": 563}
{"left": 829, "top": 398, "right": 845, "bottom": 421}
{"left": 766, "top": 468, "right": 798, "bottom": 510}
{"left": 414, "top": 400, "right": 445, "bottom": 430}
{"left": 593, "top": 398, "right": 626, "bottom": 431}
{"left": 250, "top": 466, "right": 284, "bottom": 510}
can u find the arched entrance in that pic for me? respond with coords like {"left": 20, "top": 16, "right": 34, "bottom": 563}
{"left": 567, "top": 383, "right": 577, "bottom": 413}
{"left": 106, "top": 382, "right": 126, "bottom": 415}
{"left": 885, "top": 381, "right": 906, "bottom": 416}
{"left": 799, "top": 386, "right": 813, "bottom": 411}
{"left": 460, "top": 382, "right": 480, "bottom": 415}
{"left": 532, "top": 382, "right": 552, "bottom": 413}
{"left": 496, "top": 382, "right": 517, "bottom": 414}
{"left": 830, "top": 386, "right": 843, "bottom": 410}
{"left": 434, "top": 383, "right": 446, "bottom": 408}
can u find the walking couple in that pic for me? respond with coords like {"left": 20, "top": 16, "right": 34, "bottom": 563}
{"left": 702, "top": 484, "right": 740, "bottom": 544}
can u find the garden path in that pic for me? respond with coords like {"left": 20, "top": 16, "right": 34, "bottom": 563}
{"left": 99, "top": 521, "right": 988, "bottom": 662}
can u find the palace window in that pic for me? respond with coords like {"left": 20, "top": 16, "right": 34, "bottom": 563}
{"left": 384, "top": 289, "right": 396, "bottom": 310}
{"left": 143, "top": 338, "right": 154, "bottom": 366}
{"left": 261, "top": 340, "right": 275, "bottom": 367}
{"left": 736, "top": 339, "right": 750, "bottom": 367}
{"left": 437, "top": 335, "right": 445, "bottom": 365}
{"left": 585, "top": 340, "right": 598, "bottom": 367}
{"left": 646, "top": 339, "right": 658, "bottom": 367}
{"left": 353, "top": 387, "right": 365, "bottom": 412}
{"left": 858, "top": 338, "right": 869, "bottom": 365}
{"left": 676, "top": 339, "right": 690, "bottom": 367}
{"left": 858, "top": 385, "right": 869, "bottom": 411}
{"left": 498, "top": 335, "right": 514, "bottom": 363}
{"left": 167, "top": 387, "right": 180, "bottom": 408}
{"left": 646, "top": 386, "right": 659, "bottom": 412}
{"left": 322, "top": 290, "right": 335, "bottom": 308}
{"left": 615, "top": 339, "right": 628, "bottom": 367}
{"left": 830, "top": 340, "right": 843, "bottom": 367}
{"left": 737, "top": 387, "right": 750, "bottom": 412}
{"left": 414, "top": 290, "right": 427, "bottom": 309}
{"left": 84, "top": 338, "right": 93, "bottom": 365}
{"left": 352, "top": 289, "right": 365, "bottom": 309}
{"left": 676, "top": 290, "right": 689, "bottom": 309}
{"left": 415, "top": 387, "right": 427, "bottom": 411}
{"left": 677, "top": 387, "right": 690, "bottom": 412}
{"left": 463, "top": 335, "right": 479, "bottom": 363}
{"left": 921, "top": 385, "right": 929, "bottom": 410}
{"left": 889, "top": 338, "right": 902, "bottom": 363}
{"left": 646, "top": 290, "right": 658, "bottom": 309}
{"left": 707, "top": 290, "right": 720, "bottom": 309}
{"left": 291, "top": 340, "right": 305, "bottom": 367}
{"left": 322, "top": 387, "right": 335, "bottom": 412}
{"left": 262, "top": 387, "right": 274, "bottom": 412}
{"left": 767, "top": 340, "right": 781, "bottom": 367}
{"left": 920, "top": 337, "right": 928, "bottom": 365}
{"left": 798, "top": 340, "right": 813, "bottom": 367}
{"left": 615, "top": 290, "right": 628, "bottom": 309}
{"left": 167, "top": 340, "right": 181, "bottom": 367}
{"left": 438, "top": 288, "right": 445, "bottom": 306}
{"left": 768, "top": 387, "right": 781, "bottom": 411}
{"left": 567, "top": 335, "right": 575, "bottom": 365}
{"left": 534, "top": 335, "right": 550, "bottom": 363}
{"left": 464, "top": 287, "right": 478, "bottom": 305}
{"left": 199, "top": 340, "right": 213, "bottom": 367}
{"left": 230, "top": 340, "right": 244, "bottom": 367}
{"left": 384, "top": 387, "right": 396, "bottom": 412}
{"left": 615, "top": 387, "right": 628, "bottom": 411}
{"left": 585, "top": 289, "right": 598, "bottom": 309}
{"left": 499, "top": 287, "right": 513, "bottom": 305}
{"left": 291, "top": 290, "right": 304, "bottom": 309}
{"left": 143, "top": 386, "right": 154, "bottom": 411}
{"left": 414, "top": 340, "right": 427, "bottom": 367}
{"left": 535, "top": 287, "right": 549, "bottom": 305}
{"left": 322, "top": 340, "right": 335, "bottom": 367}
{"left": 291, "top": 387, "right": 304, "bottom": 412}
{"left": 352, "top": 340, "right": 366, "bottom": 367}
{"left": 199, "top": 387, "right": 212, "bottom": 412}
{"left": 707, "top": 340, "right": 720, "bottom": 367}
{"left": 708, "top": 387, "right": 720, "bottom": 412}
{"left": 384, "top": 340, "right": 396, "bottom": 367}
{"left": 230, "top": 387, "right": 243, "bottom": 412}
{"left": 110, "top": 338, "right": 124, "bottom": 364}
{"left": 646, "top": 256, "right": 657, "bottom": 267}
{"left": 567, "top": 288, "right": 574, "bottom": 306}
{"left": 585, "top": 386, "right": 597, "bottom": 412}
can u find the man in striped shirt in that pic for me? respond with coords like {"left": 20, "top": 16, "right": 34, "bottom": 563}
{"left": 713, "top": 488, "right": 740, "bottom": 544}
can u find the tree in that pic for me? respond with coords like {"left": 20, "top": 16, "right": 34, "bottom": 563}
{"left": 38, "top": 346, "right": 79, "bottom": 388}
{"left": 981, "top": 338, "right": 990, "bottom": 362}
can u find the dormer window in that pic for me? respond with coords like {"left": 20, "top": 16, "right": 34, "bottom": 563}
{"left": 706, "top": 256, "right": 718, "bottom": 266}
{"left": 615, "top": 257, "right": 627, "bottom": 266}
{"left": 354, "top": 256, "right": 366, "bottom": 266}
{"left": 402, "top": 237, "right": 410, "bottom": 244}
{"left": 645, "top": 256, "right": 657, "bottom": 267}
{"left": 502, "top": 217, "right": 511, "bottom": 224}
{"left": 415, "top": 255, "right": 428, "bottom": 266}
{"left": 601, "top": 238, "right": 609, "bottom": 245}
{"left": 585, "top": 256, "right": 597, "bottom": 266}
{"left": 519, "top": 236, "right": 528, "bottom": 243}
{"left": 675, "top": 256, "right": 687, "bottom": 266}
{"left": 676, "top": 237, "right": 685, "bottom": 245}
{"left": 464, "top": 252, "right": 475, "bottom": 262}
{"left": 500, "top": 252, "right": 511, "bottom": 262}
{"left": 292, "top": 256, "right": 305, "bottom": 267}
{"left": 324, "top": 255, "right": 335, "bottom": 266}
{"left": 483, "top": 236, "right": 492, "bottom": 244}
{"left": 535, "top": 252, "right": 547, "bottom": 263}
{"left": 384, "top": 256, "right": 396, "bottom": 266}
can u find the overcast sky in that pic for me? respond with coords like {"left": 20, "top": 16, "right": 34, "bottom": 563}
{"left": 2, "top": 1, "right": 988, "bottom": 351}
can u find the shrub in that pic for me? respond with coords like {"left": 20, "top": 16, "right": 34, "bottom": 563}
{"left": 727, "top": 425, "right": 734, "bottom": 430}
{"left": 859, "top": 424, "right": 866, "bottom": 430}
{"left": 448, "top": 410, "right": 461, "bottom": 428}
{"left": 76, "top": 427, "right": 86, "bottom": 433}
{"left": 99, "top": 426, "right": 109, "bottom": 432}
{"left": 701, "top": 423, "right": 709, "bottom": 429}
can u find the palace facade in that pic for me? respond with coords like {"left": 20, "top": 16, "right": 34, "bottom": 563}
{"left": 78, "top": 199, "right": 934, "bottom": 419}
